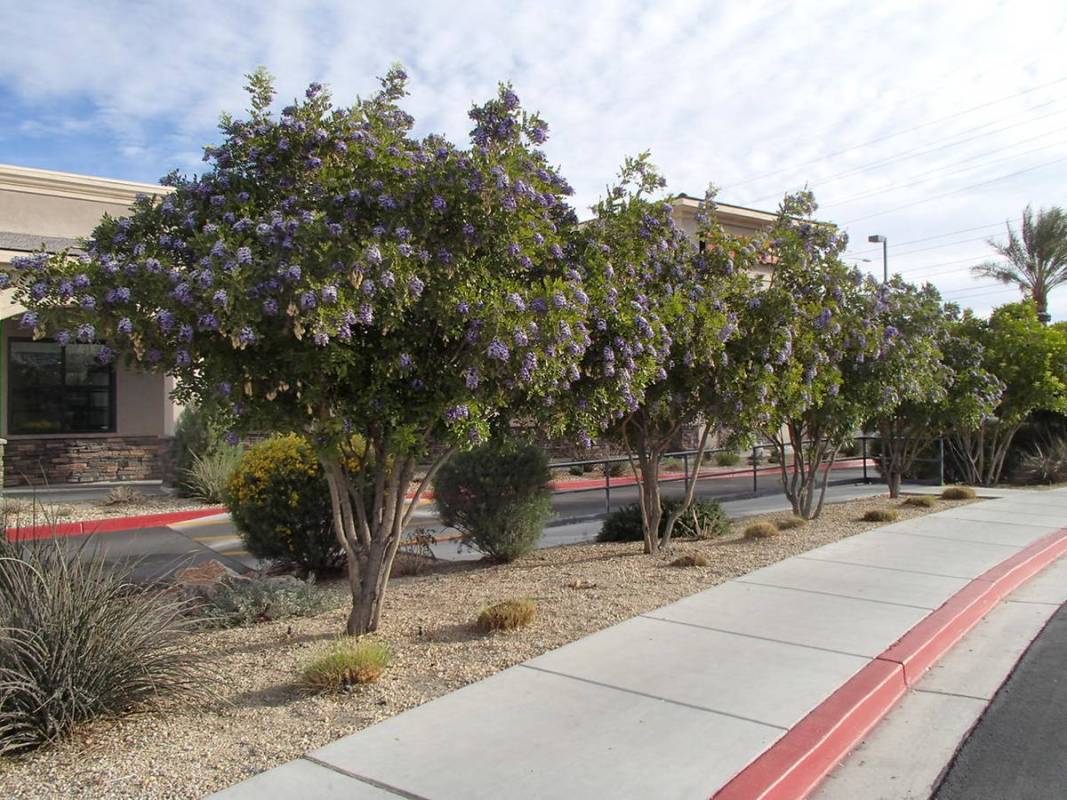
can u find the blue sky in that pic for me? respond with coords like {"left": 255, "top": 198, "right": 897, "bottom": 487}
{"left": 2, "top": 0, "right": 1067, "bottom": 316}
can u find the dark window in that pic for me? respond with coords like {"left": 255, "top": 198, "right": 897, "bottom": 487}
{"left": 8, "top": 340, "right": 115, "bottom": 434}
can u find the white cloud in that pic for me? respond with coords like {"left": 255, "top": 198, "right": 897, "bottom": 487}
{"left": 2, "top": 0, "right": 1066, "bottom": 316}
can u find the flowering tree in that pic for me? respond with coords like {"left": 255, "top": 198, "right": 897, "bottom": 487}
{"left": 13, "top": 67, "right": 601, "bottom": 635}
{"left": 861, "top": 287, "right": 998, "bottom": 496}
{"left": 570, "top": 170, "right": 762, "bottom": 553}
{"left": 947, "top": 302, "right": 1067, "bottom": 485}
{"left": 740, "top": 192, "right": 883, "bottom": 519}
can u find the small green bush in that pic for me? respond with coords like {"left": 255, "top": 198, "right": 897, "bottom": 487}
{"left": 184, "top": 446, "right": 244, "bottom": 504}
{"left": 606, "top": 460, "right": 630, "bottom": 478}
{"left": 941, "top": 486, "right": 977, "bottom": 500}
{"left": 597, "top": 498, "right": 730, "bottom": 542}
{"left": 670, "top": 552, "right": 709, "bottom": 568}
{"left": 775, "top": 515, "right": 807, "bottom": 530}
{"left": 224, "top": 435, "right": 344, "bottom": 573}
{"left": 434, "top": 438, "right": 553, "bottom": 563}
{"left": 743, "top": 521, "right": 779, "bottom": 539}
{"left": 0, "top": 540, "right": 206, "bottom": 754}
{"left": 196, "top": 575, "right": 336, "bottom": 628}
{"left": 901, "top": 495, "right": 937, "bottom": 508}
{"left": 567, "top": 464, "right": 586, "bottom": 476}
{"left": 477, "top": 599, "right": 537, "bottom": 632}
{"left": 862, "top": 509, "right": 899, "bottom": 522}
{"left": 1013, "top": 438, "right": 1067, "bottom": 485}
{"left": 715, "top": 451, "right": 741, "bottom": 467}
{"left": 173, "top": 405, "right": 223, "bottom": 496}
{"left": 302, "top": 638, "right": 390, "bottom": 690}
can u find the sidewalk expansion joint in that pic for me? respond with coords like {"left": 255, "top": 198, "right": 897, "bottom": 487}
{"left": 518, "top": 664, "right": 788, "bottom": 731}
{"left": 935, "top": 513, "right": 1066, "bottom": 529}
{"left": 301, "top": 755, "right": 430, "bottom": 800}
{"left": 735, "top": 579, "right": 937, "bottom": 611}
{"left": 638, "top": 614, "right": 873, "bottom": 660}
{"left": 1005, "top": 598, "right": 1061, "bottom": 606}
{"left": 795, "top": 555, "right": 974, "bottom": 581}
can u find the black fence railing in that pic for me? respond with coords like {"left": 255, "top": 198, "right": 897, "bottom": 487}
{"left": 546, "top": 435, "right": 945, "bottom": 516}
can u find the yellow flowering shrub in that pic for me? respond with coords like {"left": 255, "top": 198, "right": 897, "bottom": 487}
{"left": 224, "top": 434, "right": 345, "bottom": 572}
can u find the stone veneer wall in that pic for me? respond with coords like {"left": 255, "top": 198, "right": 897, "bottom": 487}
{"left": 3, "top": 436, "right": 175, "bottom": 487}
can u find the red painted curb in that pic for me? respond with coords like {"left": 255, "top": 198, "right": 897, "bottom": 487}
{"left": 4, "top": 507, "right": 227, "bottom": 542}
{"left": 712, "top": 525, "right": 1067, "bottom": 800}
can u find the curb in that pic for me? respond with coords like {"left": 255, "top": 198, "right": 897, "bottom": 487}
{"left": 712, "top": 526, "right": 1067, "bottom": 800}
{"left": 4, "top": 507, "right": 228, "bottom": 542}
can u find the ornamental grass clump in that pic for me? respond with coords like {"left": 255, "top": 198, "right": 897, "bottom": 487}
{"left": 743, "top": 521, "right": 779, "bottom": 539}
{"left": 774, "top": 515, "right": 807, "bottom": 531}
{"left": 901, "top": 495, "right": 937, "bottom": 508}
{"left": 670, "top": 552, "right": 709, "bottom": 568}
{"left": 477, "top": 599, "right": 537, "bottom": 632}
{"left": 862, "top": 508, "right": 899, "bottom": 522}
{"left": 0, "top": 539, "right": 206, "bottom": 754}
{"left": 302, "top": 638, "right": 390, "bottom": 691}
{"left": 941, "top": 486, "right": 977, "bottom": 500}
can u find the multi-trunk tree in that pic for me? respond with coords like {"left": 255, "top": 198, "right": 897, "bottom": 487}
{"left": 14, "top": 67, "right": 616, "bottom": 634}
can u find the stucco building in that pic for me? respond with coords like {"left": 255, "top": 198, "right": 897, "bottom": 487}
{"left": 0, "top": 164, "right": 180, "bottom": 487}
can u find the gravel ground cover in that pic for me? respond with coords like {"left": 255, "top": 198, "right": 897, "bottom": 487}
{"left": 0, "top": 493, "right": 969, "bottom": 799}
{"left": 2, "top": 494, "right": 217, "bottom": 530}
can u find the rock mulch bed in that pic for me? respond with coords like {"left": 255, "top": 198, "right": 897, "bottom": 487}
{"left": 1, "top": 493, "right": 217, "bottom": 531}
{"left": 0, "top": 493, "right": 968, "bottom": 799}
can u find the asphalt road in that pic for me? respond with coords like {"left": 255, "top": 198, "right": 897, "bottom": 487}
{"left": 26, "top": 466, "right": 873, "bottom": 580}
{"left": 933, "top": 600, "right": 1067, "bottom": 800}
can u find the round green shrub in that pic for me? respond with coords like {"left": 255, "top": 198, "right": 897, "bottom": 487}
{"left": 941, "top": 486, "right": 977, "bottom": 500}
{"left": 224, "top": 434, "right": 344, "bottom": 573}
{"left": 597, "top": 498, "right": 730, "bottom": 542}
{"left": 715, "top": 450, "right": 742, "bottom": 467}
{"left": 434, "top": 438, "right": 553, "bottom": 562}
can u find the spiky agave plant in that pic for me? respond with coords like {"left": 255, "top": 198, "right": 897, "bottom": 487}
{"left": 0, "top": 538, "right": 209, "bottom": 753}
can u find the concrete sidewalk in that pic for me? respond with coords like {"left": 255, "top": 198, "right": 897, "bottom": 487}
{"left": 210, "top": 489, "right": 1067, "bottom": 800}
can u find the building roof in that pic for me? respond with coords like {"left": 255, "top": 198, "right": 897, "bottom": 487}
{"left": 0, "top": 163, "right": 168, "bottom": 205}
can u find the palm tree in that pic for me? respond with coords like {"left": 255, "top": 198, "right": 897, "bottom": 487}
{"left": 972, "top": 205, "right": 1067, "bottom": 323}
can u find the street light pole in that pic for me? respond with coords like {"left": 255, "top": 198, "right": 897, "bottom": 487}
{"left": 868, "top": 234, "right": 887, "bottom": 282}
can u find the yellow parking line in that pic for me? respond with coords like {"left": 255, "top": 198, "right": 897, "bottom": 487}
{"left": 171, "top": 515, "right": 230, "bottom": 530}
{"left": 191, "top": 533, "right": 240, "bottom": 542}
{"left": 219, "top": 548, "right": 249, "bottom": 557}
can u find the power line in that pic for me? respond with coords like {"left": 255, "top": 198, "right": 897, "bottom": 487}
{"left": 846, "top": 218, "right": 1023, "bottom": 256}
{"left": 841, "top": 154, "right": 1067, "bottom": 225}
{"left": 821, "top": 132, "right": 1067, "bottom": 209}
{"left": 722, "top": 76, "right": 1067, "bottom": 190}
{"left": 751, "top": 103, "right": 1067, "bottom": 204}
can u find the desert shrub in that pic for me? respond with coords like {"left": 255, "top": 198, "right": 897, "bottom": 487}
{"left": 434, "top": 438, "right": 552, "bottom": 563}
{"left": 1013, "top": 437, "right": 1067, "bottom": 485}
{"left": 0, "top": 540, "right": 205, "bottom": 754}
{"left": 184, "top": 446, "right": 244, "bottom": 504}
{"left": 567, "top": 464, "right": 585, "bottom": 477}
{"left": 715, "top": 450, "right": 741, "bottom": 467}
{"left": 862, "top": 509, "right": 899, "bottom": 522}
{"left": 901, "top": 495, "right": 937, "bottom": 508}
{"left": 597, "top": 498, "right": 730, "bottom": 542}
{"left": 670, "top": 553, "right": 709, "bottom": 568}
{"left": 224, "top": 435, "right": 344, "bottom": 573}
{"left": 389, "top": 529, "right": 438, "bottom": 578}
{"left": 302, "top": 638, "right": 390, "bottom": 690}
{"left": 477, "top": 599, "right": 536, "bottom": 632}
{"left": 173, "top": 405, "right": 223, "bottom": 496}
{"left": 196, "top": 575, "right": 336, "bottom": 628}
{"left": 941, "top": 486, "right": 977, "bottom": 500}
{"left": 743, "top": 521, "right": 779, "bottom": 539}
{"left": 100, "top": 485, "right": 145, "bottom": 506}
{"left": 775, "top": 515, "right": 807, "bottom": 530}
{"left": 606, "top": 460, "right": 630, "bottom": 478}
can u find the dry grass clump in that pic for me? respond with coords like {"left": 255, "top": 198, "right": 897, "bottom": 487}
{"left": 862, "top": 509, "right": 898, "bottom": 522}
{"left": 477, "top": 599, "right": 537, "bottom": 632}
{"left": 670, "top": 553, "right": 709, "bottom": 568}
{"left": 775, "top": 515, "right": 807, "bottom": 531}
{"left": 901, "top": 495, "right": 937, "bottom": 508}
{"left": 941, "top": 486, "right": 977, "bottom": 500}
{"left": 744, "top": 521, "right": 780, "bottom": 539}
{"left": 100, "top": 485, "right": 146, "bottom": 507}
{"left": 301, "top": 638, "right": 390, "bottom": 690}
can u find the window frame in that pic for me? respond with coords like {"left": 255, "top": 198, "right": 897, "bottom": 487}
{"left": 6, "top": 336, "right": 118, "bottom": 435}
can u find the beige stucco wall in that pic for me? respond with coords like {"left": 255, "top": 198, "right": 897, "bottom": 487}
{"left": 0, "top": 164, "right": 177, "bottom": 440}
